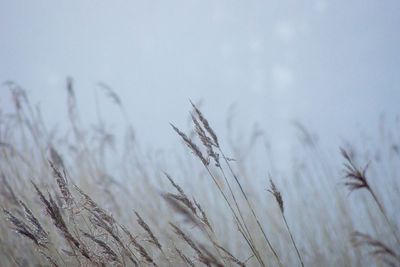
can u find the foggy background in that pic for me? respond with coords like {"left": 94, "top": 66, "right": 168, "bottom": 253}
{"left": 1, "top": 0, "right": 400, "bottom": 165}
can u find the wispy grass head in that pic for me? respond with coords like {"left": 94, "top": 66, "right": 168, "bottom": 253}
{"left": 268, "top": 178, "right": 284, "bottom": 213}
{"left": 340, "top": 148, "right": 370, "bottom": 193}
{"left": 190, "top": 100, "right": 219, "bottom": 147}
{"left": 3, "top": 208, "right": 45, "bottom": 248}
{"left": 351, "top": 231, "right": 400, "bottom": 266}
{"left": 191, "top": 114, "right": 220, "bottom": 167}
{"left": 170, "top": 123, "right": 209, "bottom": 166}
{"left": 134, "top": 211, "right": 162, "bottom": 251}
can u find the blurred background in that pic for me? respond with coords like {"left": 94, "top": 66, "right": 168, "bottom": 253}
{"left": 1, "top": 2, "right": 400, "bottom": 266}
{"left": 1, "top": 0, "right": 400, "bottom": 165}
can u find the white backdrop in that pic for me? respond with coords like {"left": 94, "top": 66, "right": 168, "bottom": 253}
{"left": 1, "top": 0, "right": 400, "bottom": 164}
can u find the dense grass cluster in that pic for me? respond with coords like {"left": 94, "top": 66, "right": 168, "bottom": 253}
{"left": 0, "top": 81, "right": 399, "bottom": 266}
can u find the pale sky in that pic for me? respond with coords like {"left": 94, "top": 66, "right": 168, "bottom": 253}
{"left": 1, "top": 0, "right": 400, "bottom": 161}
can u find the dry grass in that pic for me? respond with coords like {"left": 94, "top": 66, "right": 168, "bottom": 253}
{"left": 0, "top": 80, "right": 399, "bottom": 266}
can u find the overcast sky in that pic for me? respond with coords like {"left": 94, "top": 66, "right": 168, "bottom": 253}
{"left": 1, "top": 0, "right": 400, "bottom": 161}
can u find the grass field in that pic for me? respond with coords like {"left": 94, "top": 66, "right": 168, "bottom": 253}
{"left": 1, "top": 82, "right": 399, "bottom": 266}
